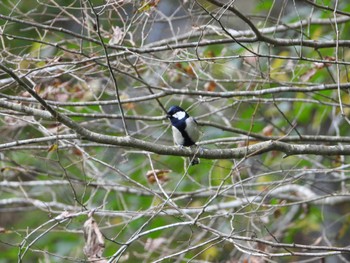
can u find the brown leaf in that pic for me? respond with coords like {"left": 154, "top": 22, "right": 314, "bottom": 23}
{"left": 72, "top": 147, "right": 83, "bottom": 156}
{"left": 119, "top": 94, "right": 135, "bottom": 110}
{"left": 83, "top": 214, "right": 106, "bottom": 262}
{"left": 257, "top": 241, "right": 267, "bottom": 252}
{"left": 205, "top": 50, "right": 215, "bottom": 58}
{"left": 125, "top": 102, "right": 135, "bottom": 110}
{"left": 175, "top": 62, "right": 183, "bottom": 69}
{"left": 204, "top": 81, "right": 216, "bottom": 92}
{"left": 184, "top": 65, "right": 195, "bottom": 77}
{"left": 146, "top": 169, "right": 171, "bottom": 184}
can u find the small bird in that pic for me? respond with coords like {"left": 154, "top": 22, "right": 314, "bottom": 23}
{"left": 167, "top": 105, "right": 201, "bottom": 165}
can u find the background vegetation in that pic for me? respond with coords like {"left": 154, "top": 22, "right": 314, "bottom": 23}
{"left": 1, "top": 0, "right": 350, "bottom": 262}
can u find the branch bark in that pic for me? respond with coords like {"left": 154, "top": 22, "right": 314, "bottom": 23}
{"left": 1, "top": 98, "right": 350, "bottom": 158}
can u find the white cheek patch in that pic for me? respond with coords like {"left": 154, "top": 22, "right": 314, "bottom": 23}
{"left": 173, "top": 111, "right": 186, "bottom": 120}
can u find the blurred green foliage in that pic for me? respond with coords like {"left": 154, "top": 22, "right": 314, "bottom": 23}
{"left": 1, "top": 0, "right": 350, "bottom": 262}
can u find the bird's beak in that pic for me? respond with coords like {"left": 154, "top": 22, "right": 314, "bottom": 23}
{"left": 166, "top": 113, "right": 171, "bottom": 118}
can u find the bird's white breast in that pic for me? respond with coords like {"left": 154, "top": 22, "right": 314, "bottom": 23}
{"left": 185, "top": 117, "right": 200, "bottom": 142}
{"left": 172, "top": 126, "right": 184, "bottom": 145}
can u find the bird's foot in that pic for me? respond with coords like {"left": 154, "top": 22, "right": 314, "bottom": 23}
{"left": 189, "top": 145, "right": 202, "bottom": 166}
{"left": 190, "top": 157, "right": 200, "bottom": 166}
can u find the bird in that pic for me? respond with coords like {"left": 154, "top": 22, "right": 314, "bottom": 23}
{"left": 167, "top": 105, "right": 201, "bottom": 165}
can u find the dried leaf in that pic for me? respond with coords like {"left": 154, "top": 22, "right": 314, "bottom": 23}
{"left": 204, "top": 81, "right": 216, "bottom": 92}
{"left": 119, "top": 94, "right": 135, "bottom": 110}
{"left": 146, "top": 169, "right": 171, "bottom": 184}
{"left": 72, "top": 147, "right": 83, "bottom": 156}
{"left": 257, "top": 241, "right": 267, "bottom": 252}
{"left": 175, "top": 62, "right": 183, "bottom": 69}
{"left": 83, "top": 214, "right": 106, "bottom": 262}
{"left": 205, "top": 50, "right": 215, "bottom": 58}
{"left": 184, "top": 64, "right": 195, "bottom": 77}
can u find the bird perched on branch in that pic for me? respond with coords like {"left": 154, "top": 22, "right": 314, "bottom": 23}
{"left": 167, "top": 105, "right": 201, "bottom": 165}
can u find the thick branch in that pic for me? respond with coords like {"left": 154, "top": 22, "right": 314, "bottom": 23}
{"left": 2, "top": 99, "right": 350, "bottom": 157}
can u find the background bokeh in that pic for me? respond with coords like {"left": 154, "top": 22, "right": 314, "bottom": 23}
{"left": 1, "top": 0, "right": 350, "bottom": 262}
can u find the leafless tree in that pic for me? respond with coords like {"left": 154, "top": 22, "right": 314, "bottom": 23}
{"left": 1, "top": 0, "right": 350, "bottom": 262}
